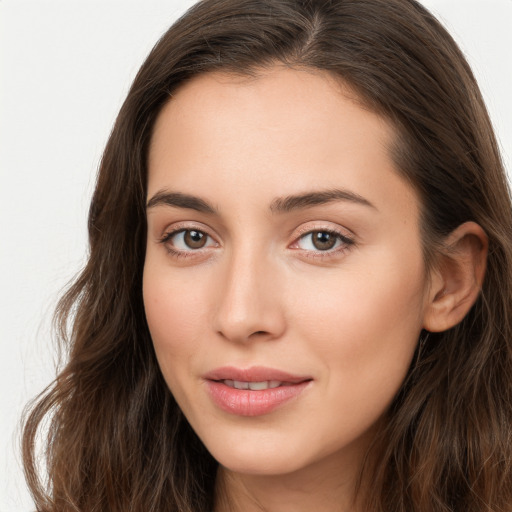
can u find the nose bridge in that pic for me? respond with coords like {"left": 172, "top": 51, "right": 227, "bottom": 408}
{"left": 214, "top": 241, "right": 285, "bottom": 343}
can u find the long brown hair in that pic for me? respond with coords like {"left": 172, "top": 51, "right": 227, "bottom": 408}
{"left": 22, "top": 1, "right": 512, "bottom": 511}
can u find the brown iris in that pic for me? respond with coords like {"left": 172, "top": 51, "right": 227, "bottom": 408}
{"left": 311, "top": 231, "right": 337, "bottom": 251}
{"left": 184, "top": 230, "right": 207, "bottom": 249}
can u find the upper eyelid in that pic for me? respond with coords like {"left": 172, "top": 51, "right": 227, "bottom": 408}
{"left": 291, "top": 230, "right": 354, "bottom": 248}
{"left": 292, "top": 222, "right": 355, "bottom": 240}
{"left": 288, "top": 224, "right": 356, "bottom": 255}
{"left": 159, "top": 229, "right": 218, "bottom": 257}
{"left": 159, "top": 221, "right": 217, "bottom": 239}
{"left": 160, "top": 227, "right": 217, "bottom": 245}
{"left": 156, "top": 221, "right": 355, "bottom": 246}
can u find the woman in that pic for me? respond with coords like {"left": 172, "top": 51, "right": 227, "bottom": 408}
{"left": 22, "top": 0, "right": 512, "bottom": 511}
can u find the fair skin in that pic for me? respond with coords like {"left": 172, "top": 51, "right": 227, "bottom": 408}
{"left": 143, "top": 66, "right": 487, "bottom": 512}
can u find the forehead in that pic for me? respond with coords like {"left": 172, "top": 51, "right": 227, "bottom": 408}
{"left": 147, "top": 66, "right": 417, "bottom": 220}
{"left": 150, "top": 66, "right": 385, "bottom": 159}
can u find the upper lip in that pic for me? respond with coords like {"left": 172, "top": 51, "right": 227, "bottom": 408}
{"left": 203, "top": 366, "right": 312, "bottom": 383}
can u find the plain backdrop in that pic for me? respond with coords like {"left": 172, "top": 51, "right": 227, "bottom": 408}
{"left": 1, "top": 1, "right": 511, "bottom": 510}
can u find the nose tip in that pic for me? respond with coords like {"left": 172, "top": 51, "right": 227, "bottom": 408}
{"left": 213, "top": 257, "right": 286, "bottom": 344}
{"left": 216, "top": 314, "right": 282, "bottom": 344}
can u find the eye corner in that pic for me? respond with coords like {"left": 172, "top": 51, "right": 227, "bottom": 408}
{"left": 157, "top": 224, "right": 220, "bottom": 260}
{"left": 288, "top": 225, "right": 356, "bottom": 259}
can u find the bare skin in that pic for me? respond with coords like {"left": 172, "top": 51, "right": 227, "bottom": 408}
{"left": 143, "top": 66, "right": 487, "bottom": 512}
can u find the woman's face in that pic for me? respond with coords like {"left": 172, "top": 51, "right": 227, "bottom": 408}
{"left": 143, "top": 67, "right": 431, "bottom": 477}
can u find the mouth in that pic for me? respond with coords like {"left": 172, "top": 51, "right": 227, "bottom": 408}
{"left": 203, "top": 365, "right": 311, "bottom": 384}
{"left": 203, "top": 366, "right": 312, "bottom": 416}
{"left": 221, "top": 379, "right": 288, "bottom": 390}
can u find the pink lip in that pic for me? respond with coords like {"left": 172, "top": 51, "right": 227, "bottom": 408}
{"left": 203, "top": 366, "right": 312, "bottom": 417}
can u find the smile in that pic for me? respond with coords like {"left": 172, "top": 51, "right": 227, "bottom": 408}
{"left": 203, "top": 366, "right": 312, "bottom": 416}
{"left": 222, "top": 380, "right": 284, "bottom": 390}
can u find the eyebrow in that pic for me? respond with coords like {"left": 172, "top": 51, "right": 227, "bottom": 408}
{"left": 269, "top": 188, "right": 376, "bottom": 213}
{"left": 146, "top": 190, "right": 217, "bottom": 214}
{"left": 146, "top": 188, "right": 375, "bottom": 214}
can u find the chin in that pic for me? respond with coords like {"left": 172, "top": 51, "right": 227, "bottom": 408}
{"left": 196, "top": 427, "right": 313, "bottom": 476}
{"left": 213, "top": 447, "right": 308, "bottom": 476}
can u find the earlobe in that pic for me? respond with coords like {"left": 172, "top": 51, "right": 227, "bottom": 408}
{"left": 423, "top": 222, "right": 488, "bottom": 333}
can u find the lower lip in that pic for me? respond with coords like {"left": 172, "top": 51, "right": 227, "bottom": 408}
{"left": 205, "top": 380, "right": 311, "bottom": 416}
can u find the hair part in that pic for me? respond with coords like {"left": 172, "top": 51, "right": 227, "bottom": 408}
{"left": 23, "top": 1, "right": 512, "bottom": 511}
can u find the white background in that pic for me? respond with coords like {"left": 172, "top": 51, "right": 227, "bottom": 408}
{"left": 1, "top": 1, "right": 511, "bottom": 510}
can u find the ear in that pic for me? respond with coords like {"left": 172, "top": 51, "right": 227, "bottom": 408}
{"left": 423, "top": 222, "right": 488, "bottom": 333}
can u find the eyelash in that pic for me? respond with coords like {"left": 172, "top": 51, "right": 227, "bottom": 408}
{"left": 158, "top": 228, "right": 217, "bottom": 259}
{"left": 158, "top": 226, "right": 355, "bottom": 260}
{"left": 291, "top": 228, "right": 355, "bottom": 258}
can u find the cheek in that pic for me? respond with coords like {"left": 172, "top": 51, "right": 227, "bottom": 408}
{"left": 142, "top": 265, "right": 208, "bottom": 378}
{"left": 295, "top": 264, "right": 424, "bottom": 342}
{"left": 291, "top": 251, "right": 426, "bottom": 416}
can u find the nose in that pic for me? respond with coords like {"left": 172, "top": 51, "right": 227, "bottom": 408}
{"left": 213, "top": 248, "right": 286, "bottom": 343}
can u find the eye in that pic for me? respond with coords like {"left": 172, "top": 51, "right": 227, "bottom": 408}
{"left": 299, "top": 231, "right": 339, "bottom": 251}
{"left": 294, "top": 229, "right": 354, "bottom": 253}
{"left": 161, "top": 229, "right": 217, "bottom": 251}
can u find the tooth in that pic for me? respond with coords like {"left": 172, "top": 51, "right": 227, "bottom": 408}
{"left": 248, "top": 381, "right": 268, "bottom": 390}
{"left": 223, "top": 380, "right": 284, "bottom": 390}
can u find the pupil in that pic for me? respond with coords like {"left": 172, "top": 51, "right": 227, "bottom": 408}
{"left": 313, "top": 231, "right": 336, "bottom": 250}
{"left": 185, "top": 230, "right": 206, "bottom": 248}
